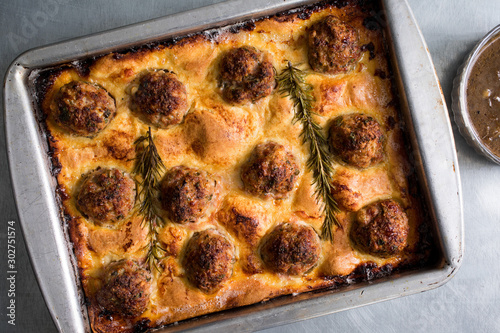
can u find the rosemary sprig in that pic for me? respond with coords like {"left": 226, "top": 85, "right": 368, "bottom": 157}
{"left": 277, "top": 61, "right": 341, "bottom": 241}
{"left": 134, "top": 127, "right": 167, "bottom": 272}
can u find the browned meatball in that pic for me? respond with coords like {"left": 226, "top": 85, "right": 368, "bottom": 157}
{"left": 329, "top": 113, "right": 384, "bottom": 168}
{"left": 95, "top": 259, "right": 152, "bottom": 317}
{"left": 350, "top": 199, "right": 409, "bottom": 256}
{"left": 159, "top": 166, "right": 216, "bottom": 224}
{"left": 77, "top": 168, "right": 136, "bottom": 224}
{"left": 182, "top": 229, "right": 234, "bottom": 293}
{"left": 260, "top": 222, "right": 321, "bottom": 275}
{"left": 53, "top": 81, "right": 116, "bottom": 137}
{"left": 241, "top": 142, "right": 300, "bottom": 198}
{"left": 218, "top": 46, "right": 275, "bottom": 104}
{"left": 308, "top": 15, "right": 362, "bottom": 74}
{"left": 132, "top": 70, "right": 188, "bottom": 128}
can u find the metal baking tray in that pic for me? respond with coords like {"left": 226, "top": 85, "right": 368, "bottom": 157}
{"left": 4, "top": 0, "right": 463, "bottom": 332}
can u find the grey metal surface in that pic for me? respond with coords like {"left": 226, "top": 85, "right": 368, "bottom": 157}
{"left": 0, "top": 1, "right": 496, "bottom": 333}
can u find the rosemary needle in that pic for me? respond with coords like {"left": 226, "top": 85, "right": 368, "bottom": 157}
{"left": 134, "top": 127, "right": 167, "bottom": 272}
{"left": 277, "top": 61, "right": 341, "bottom": 241}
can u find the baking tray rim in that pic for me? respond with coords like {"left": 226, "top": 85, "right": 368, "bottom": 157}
{"left": 4, "top": 0, "right": 464, "bottom": 332}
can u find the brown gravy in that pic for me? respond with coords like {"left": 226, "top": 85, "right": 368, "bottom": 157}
{"left": 467, "top": 34, "right": 500, "bottom": 157}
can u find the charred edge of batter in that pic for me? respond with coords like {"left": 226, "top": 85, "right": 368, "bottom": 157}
{"left": 318, "top": 260, "right": 427, "bottom": 283}
{"left": 155, "top": 261, "right": 404, "bottom": 332}
{"left": 382, "top": 25, "right": 440, "bottom": 266}
{"left": 359, "top": 11, "right": 440, "bottom": 267}
{"left": 31, "top": 0, "right": 376, "bottom": 103}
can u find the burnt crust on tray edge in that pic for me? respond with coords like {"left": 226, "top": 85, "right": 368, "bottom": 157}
{"left": 30, "top": 0, "right": 376, "bottom": 87}
{"left": 155, "top": 258, "right": 432, "bottom": 332}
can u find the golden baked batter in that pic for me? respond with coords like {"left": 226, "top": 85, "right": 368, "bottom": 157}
{"left": 35, "top": 2, "right": 432, "bottom": 332}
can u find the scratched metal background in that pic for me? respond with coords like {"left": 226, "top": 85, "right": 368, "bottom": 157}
{"left": 0, "top": 0, "right": 499, "bottom": 332}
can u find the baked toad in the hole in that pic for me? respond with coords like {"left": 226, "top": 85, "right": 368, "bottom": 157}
{"left": 35, "top": 1, "right": 433, "bottom": 332}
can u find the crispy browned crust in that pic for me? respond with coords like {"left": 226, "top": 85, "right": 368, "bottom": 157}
{"left": 34, "top": 1, "right": 434, "bottom": 332}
